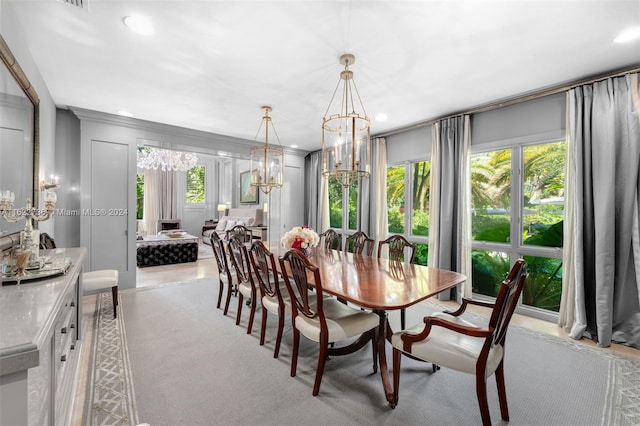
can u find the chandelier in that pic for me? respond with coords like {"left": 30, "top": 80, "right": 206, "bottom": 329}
{"left": 321, "top": 53, "right": 371, "bottom": 188}
{"left": 136, "top": 147, "right": 198, "bottom": 172}
{"left": 249, "top": 106, "right": 284, "bottom": 194}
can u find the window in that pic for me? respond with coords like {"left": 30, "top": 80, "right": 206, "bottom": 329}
{"left": 327, "top": 178, "right": 360, "bottom": 236}
{"left": 386, "top": 160, "right": 431, "bottom": 265}
{"left": 471, "top": 141, "right": 565, "bottom": 316}
{"left": 186, "top": 165, "right": 206, "bottom": 204}
{"left": 136, "top": 173, "right": 144, "bottom": 220}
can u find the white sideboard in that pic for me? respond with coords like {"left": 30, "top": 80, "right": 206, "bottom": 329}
{"left": 0, "top": 247, "right": 87, "bottom": 425}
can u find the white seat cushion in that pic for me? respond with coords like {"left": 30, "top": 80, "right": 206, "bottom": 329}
{"left": 391, "top": 312, "right": 504, "bottom": 376}
{"left": 238, "top": 280, "right": 254, "bottom": 298}
{"left": 262, "top": 284, "right": 293, "bottom": 315}
{"left": 295, "top": 298, "right": 378, "bottom": 343}
{"left": 83, "top": 269, "right": 119, "bottom": 292}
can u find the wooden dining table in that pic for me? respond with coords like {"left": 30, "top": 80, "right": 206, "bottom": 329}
{"left": 267, "top": 243, "right": 467, "bottom": 407}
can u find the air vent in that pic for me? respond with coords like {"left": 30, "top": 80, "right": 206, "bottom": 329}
{"left": 57, "top": 0, "right": 88, "bottom": 10}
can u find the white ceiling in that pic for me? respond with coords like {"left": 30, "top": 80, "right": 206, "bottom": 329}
{"left": 5, "top": 0, "right": 640, "bottom": 152}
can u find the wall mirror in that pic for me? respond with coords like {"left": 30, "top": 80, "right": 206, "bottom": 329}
{"left": 0, "top": 34, "right": 39, "bottom": 238}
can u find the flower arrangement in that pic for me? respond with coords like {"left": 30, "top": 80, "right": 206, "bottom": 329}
{"left": 281, "top": 225, "right": 320, "bottom": 249}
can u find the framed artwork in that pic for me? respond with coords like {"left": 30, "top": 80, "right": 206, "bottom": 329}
{"left": 239, "top": 170, "right": 258, "bottom": 204}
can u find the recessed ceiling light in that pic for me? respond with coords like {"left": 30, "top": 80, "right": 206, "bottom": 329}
{"left": 375, "top": 113, "right": 388, "bottom": 122}
{"left": 291, "top": 144, "right": 298, "bottom": 148}
{"left": 123, "top": 15, "right": 154, "bottom": 36}
{"left": 614, "top": 27, "right": 640, "bottom": 43}
{"left": 117, "top": 110, "right": 133, "bottom": 117}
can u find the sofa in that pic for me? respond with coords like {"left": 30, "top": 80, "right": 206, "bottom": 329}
{"left": 202, "top": 207, "right": 263, "bottom": 245}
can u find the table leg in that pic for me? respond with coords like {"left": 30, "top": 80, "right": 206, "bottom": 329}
{"left": 375, "top": 310, "right": 396, "bottom": 407}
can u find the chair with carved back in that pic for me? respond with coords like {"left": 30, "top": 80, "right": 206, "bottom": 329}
{"left": 319, "top": 228, "right": 341, "bottom": 251}
{"left": 391, "top": 259, "right": 528, "bottom": 425}
{"left": 279, "top": 248, "right": 379, "bottom": 396}
{"left": 377, "top": 235, "right": 417, "bottom": 329}
{"left": 210, "top": 232, "right": 236, "bottom": 315}
{"left": 344, "top": 230, "right": 374, "bottom": 256}
{"left": 228, "top": 234, "right": 258, "bottom": 334}
{"left": 248, "top": 241, "right": 291, "bottom": 358}
{"left": 226, "top": 224, "right": 250, "bottom": 243}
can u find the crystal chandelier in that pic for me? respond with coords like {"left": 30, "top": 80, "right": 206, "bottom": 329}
{"left": 249, "top": 106, "right": 284, "bottom": 194}
{"left": 136, "top": 147, "right": 198, "bottom": 172}
{"left": 321, "top": 53, "right": 371, "bottom": 188}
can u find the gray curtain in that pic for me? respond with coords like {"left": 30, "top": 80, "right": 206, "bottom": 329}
{"left": 561, "top": 73, "right": 640, "bottom": 348}
{"left": 358, "top": 137, "right": 387, "bottom": 240}
{"left": 428, "top": 116, "right": 471, "bottom": 300}
{"left": 305, "top": 151, "right": 325, "bottom": 232}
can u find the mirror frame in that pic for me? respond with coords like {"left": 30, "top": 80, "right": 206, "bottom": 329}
{"left": 0, "top": 34, "right": 40, "bottom": 211}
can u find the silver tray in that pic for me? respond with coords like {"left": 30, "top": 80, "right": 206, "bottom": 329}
{"left": 2, "top": 258, "right": 73, "bottom": 284}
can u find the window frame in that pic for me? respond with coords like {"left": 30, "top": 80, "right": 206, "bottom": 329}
{"left": 471, "top": 137, "right": 564, "bottom": 322}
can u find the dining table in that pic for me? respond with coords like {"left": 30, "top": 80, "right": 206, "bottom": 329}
{"left": 266, "top": 243, "right": 467, "bottom": 407}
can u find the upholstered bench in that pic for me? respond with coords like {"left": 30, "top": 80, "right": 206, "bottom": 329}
{"left": 84, "top": 269, "right": 119, "bottom": 318}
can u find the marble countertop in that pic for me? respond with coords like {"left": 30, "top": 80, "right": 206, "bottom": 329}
{"left": 0, "top": 247, "right": 86, "bottom": 374}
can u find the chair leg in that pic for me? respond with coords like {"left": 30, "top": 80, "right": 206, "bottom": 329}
{"left": 236, "top": 293, "right": 244, "bottom": 325}
{"left": 223, "top": 281, "right": 233, "bottom": 316}
{"left": 495, "top": 361, "right": 510, "bottom": 421}
{"left": 313, "top": 337, "right": 329, "bottom": 396}
{"left": 274, "top": 307, "right": 285, "bottom": 358}
{"left": 216, "top": 279, "right": 223, "bottom": 309}
{"left": 246, "top": 291, "right": 256, "bottom": 334}
{"left": 475, "top": 371, "right": 492, "bottom": 426}
{"left": 392, "top": 348, "right": 402, "bottom": 409}
{"left": 290, "top": 328, "right": 300, "bottom": 377}
{"left": 111, "top": 286, "right": 118, "bottom": 318}
{"left": 259, "top": 308, "right": 268, "bottom": 346}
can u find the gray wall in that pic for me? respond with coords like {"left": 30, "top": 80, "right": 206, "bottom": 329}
{"left": 54, "top": 109, "right": 81, "bottom": 247}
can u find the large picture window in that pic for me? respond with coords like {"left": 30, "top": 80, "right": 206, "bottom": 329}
{"left": 471, "top": 140, "right": 565, "bottom": 316}
{"left": 386, "top": 160, "right": 431, "bottom": 265}
{"left": 186, "top": 165, "right": 206, "bottom": 204}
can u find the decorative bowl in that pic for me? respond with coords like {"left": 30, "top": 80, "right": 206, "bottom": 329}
{"left": 166, "top": 232, "right": 184, "bottom": 238}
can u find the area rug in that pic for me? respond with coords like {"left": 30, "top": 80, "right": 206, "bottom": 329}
{"left": 118, "top": 280, "right": 640, "bottom": 426}
{"left": 83, "top": 292, "right": 139, "bottom": 425}
{"left": 91, "top": 280, "right": 640, "bottom": 425}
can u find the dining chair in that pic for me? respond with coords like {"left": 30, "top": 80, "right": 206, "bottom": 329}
{"left": 377, "top": 235, "right": 417, "bottom": 329}
{"left": 344, "top": 230, "right": 374, "bottom": 256}
{"left": 279, "top": 248, "right": 379, "bottom": 396}
{"left": 319, "top": 228, "right": 341, "bottom": 250}
{"left": 228, "top": 235, "right": 257, "bottom": 334}
{"left": 391, "top": 259, "right": 528, "bottom": 425}
{"left": 377, "top": 235, "right": 416, "bottom": 263}
{"left": 226, "top": 224, "right": 250, "bottom": 243}
{"left": 249, "top": 241, "right": 291, "bottom": 358}
{"left": 210, "top": 232, "right": 236, "bottom": 315}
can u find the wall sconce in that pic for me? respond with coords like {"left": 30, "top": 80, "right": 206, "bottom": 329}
{"left": 41, "top": 175, "right": 60, "bottom": 190}
{"left": 0, "top": 190, "right": 57, "bottom": 268}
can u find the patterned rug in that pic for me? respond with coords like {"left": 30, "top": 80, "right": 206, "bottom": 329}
{"left": 83, "top": 292, "right": 138, "bottom": 425}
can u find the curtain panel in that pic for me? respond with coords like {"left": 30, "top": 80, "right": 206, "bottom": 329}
{"left": 428, "top": 116, "right": 472, "bottom": 300}
{"left": 143, "top": 168, "right": 178, "bottom": 235}
{"left": 561, "top": 73, "right": 640, "bottom": 348}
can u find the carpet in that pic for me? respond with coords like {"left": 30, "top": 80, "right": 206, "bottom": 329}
{"left": 83, "top": 292, "right": 139, "bottom": 425}
{"left": 95, "top": 279, "right": 639, "bottom": 425}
